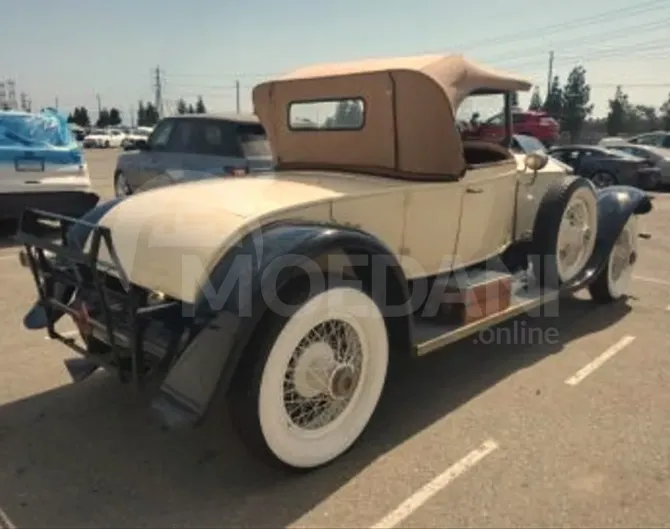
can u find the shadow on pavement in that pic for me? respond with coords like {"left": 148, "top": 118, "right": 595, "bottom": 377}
{"left": 0, "top": 220, "right": 60, "bottom": 251}
{"left": 0, "top": 296, "right": 631, "bottom": 528}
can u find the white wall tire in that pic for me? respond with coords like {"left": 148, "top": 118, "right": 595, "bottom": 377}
{"left": 230, "top": 281, "right": 389, "bottom": 471}
{"left": 588, "top": 216, "right": 638, "bottom": 303}
{"left": 555, "top": 186, "right": 599, "bottom": 283}
{"left": 531, "top": 177, "right": 599, "bottom": 288}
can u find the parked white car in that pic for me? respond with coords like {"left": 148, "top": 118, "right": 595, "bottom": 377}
{"left": 83, "top": 128, "right": 125, "bottom": 148}
{"left": 121, "top": 126, "right": 153, "bottom": 150}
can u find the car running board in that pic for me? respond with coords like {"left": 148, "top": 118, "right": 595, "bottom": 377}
{"left": 413, "top": 270, "right": 559, "bottom": 356}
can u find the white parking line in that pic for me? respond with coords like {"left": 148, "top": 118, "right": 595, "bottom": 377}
{"left": 565, "top": 335, "right": 636, "bottom": 387}
{"left": 370, "top": 439, "right": 499, "bottom": 529}
{"left": 0, "top": 253, "right": 17, "bottom": 262}
{"left": 634, "top": 275, "right": 670, "bottom": 287}
{"left": 44, "top": 330, "right": 78, "bottom": 340}
{"left": 0, "top": 507, "right": 16, "bottom": 529}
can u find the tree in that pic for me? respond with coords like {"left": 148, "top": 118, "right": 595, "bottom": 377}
{"left": 143, "top": 102, "right": 160, "bottom": 126}
{"left": 76, "top": 107, "right": 90, "bottom": 127}
{"left": 634, "top": 105, "right": 658, "bottom": 132}
{"left": 96, "top": 108, "right": 110, "bottom": 127}
{"left": 137, "top": 101, "right": 146, "bottom": 126}
{"left": 195, "top": 96, "right": 206, "bottom": 114}
{"left": 561, "top": 66, "right": 593, "bottom": 142}
{"left": 528, "top": 87, "right": 542, "bottom": 111}
{"left": 660, "top": 92, "right": 670, "bottom": 130}
{"left": 176, "top": 98, "right": 188, "bottom": 115}
{"left": 108, "top": 107, "right": 121, "bottom": 126}
{"left": 606, "top": 86, "right": 628, "bottom": 136}
{"left": 510, "top": 91, "right": 519, "bottom": 108}
{"left": 137, "top": 101, "right": 159, "bottom": 126}
{"left": 542, "top": 75, "right": 563, "bottom": 121}
{"left": 187, "top": 104, "right": 195, "bottom": 114}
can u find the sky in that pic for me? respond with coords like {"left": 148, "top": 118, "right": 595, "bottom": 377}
{"left": 1, "top": 0, "right": 669, "bottom": 123}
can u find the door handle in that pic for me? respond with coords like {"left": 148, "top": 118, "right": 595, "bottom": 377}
{"left": 466, "top": 187, "right": 484, "bottom": 194}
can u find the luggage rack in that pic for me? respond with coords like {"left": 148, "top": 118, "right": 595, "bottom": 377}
{"left": 16, "top": 208, "right": 181, "bottom": 386}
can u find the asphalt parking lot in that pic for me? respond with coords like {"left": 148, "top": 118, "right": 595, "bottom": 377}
{"left": 1, "top": 149, "right": 669, "bottom": 528}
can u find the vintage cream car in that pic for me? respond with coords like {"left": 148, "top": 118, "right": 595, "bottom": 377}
{"left": 18, "top": 54, "right": 652, "bottom": 471}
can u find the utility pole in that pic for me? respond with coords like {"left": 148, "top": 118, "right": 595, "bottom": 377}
{"left": 153, "top": 66, "right": 164, "bottom": 118}
{"left": 235, "top": 80, "right": 240, "bottom": 113}
{"left": 54, "top": 96, "right": 59, "bottom": 109}
{"left": 547, "top": 50, "right": 554, "bottom": 98}
{"left": 96, "top": 93, "right": 101, "bottom": 114}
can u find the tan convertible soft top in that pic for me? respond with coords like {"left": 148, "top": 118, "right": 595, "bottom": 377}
{"left": 252, "top": 54, "right": 532, "bottom": 180}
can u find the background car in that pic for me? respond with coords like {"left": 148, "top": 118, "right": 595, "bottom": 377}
{"left": 606, "top": 143, "right": 670, "bottom": 186}
{"left": 466, "top": 110, "right": 560, "bottom": 146}
{"left": 113, "top": 112, "right": 274, "bottom": 196}
{"left": 0, "top": 108, "right": 98, "bottom": 221}
{"left": 83, "top": 128, "right": 123, "bottom": 148}
{"left": 599, "top": 131, "right": 670, "bottom": 149}
{"left": 548, "top": 144, "right": 661, "bottom": 189}
{"left": 121, "top": 126, "right": 153, "bottom": 150}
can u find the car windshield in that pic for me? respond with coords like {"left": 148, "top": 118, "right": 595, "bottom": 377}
{"left": 90, "top": 129, "right": 106, "bottom": 135}
{"left": 238, "top": 124, "right": 271, "bottom": 157}
{"left": 513, "top": 134, "right": 546, "bottom": 153}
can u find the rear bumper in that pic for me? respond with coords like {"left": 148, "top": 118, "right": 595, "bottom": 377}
{"left": 17, "top": 207, "right": 188, "bottom": 386}
{"left": 0, "top": 191, "right": 99, "bottom": 220}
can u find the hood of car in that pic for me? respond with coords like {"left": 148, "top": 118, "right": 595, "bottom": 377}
{"left": 93, "top": 171, "right": 405, "bottom": 303}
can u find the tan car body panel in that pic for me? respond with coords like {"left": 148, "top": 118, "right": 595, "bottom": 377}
{"left": 92, "top": 158, "right": 568, "bottom": 304}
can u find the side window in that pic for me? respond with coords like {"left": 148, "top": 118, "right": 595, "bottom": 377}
{"left": 634, "top": 134, "right": 659, "bottom": 146}
{"left": 662, "top": 136, "right": 670, "bottom": 148}
{"left": 166, "top": 120, "right": 197, "bottom": 153}
{"left": 512, "top": 113, "right": 526, "bottom": 124}
{"left": 147, "top": 120, "right": 175, "bottom": 151}
{"left": 191, "top": 120, "right": 241, "bottom": 157}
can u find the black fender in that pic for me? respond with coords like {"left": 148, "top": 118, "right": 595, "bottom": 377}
{"left": 152, "top": 222, "right": 413, "bottom": 429}
{"left": 562, "top": 185, "right": 652, "bottom": 292}
{"left": 23, "top": 196, "right": 127, "bottom": 330}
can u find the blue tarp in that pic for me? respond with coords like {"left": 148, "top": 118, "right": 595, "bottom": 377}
{"left": 0, "top": 108, "right": 82, "bottom": 165}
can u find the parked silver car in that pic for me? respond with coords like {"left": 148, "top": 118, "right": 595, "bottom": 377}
{"left": 607, "top": 143, "right": 670, "bottom": 185}
{"left": 113, "top": 113, "right": 274, "bottom": 197}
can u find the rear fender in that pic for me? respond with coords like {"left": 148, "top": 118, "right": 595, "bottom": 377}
{"left": 152, "top": 222, "right": 412, "bottom": 429}
{"left": 22, "top": 196, "right": 126, "bottom": 329}
{"left": 563, "top": 185, "right": 652, "bottom": 292}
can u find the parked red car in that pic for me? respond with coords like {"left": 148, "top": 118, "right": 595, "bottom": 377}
{"left": 466, "top": 110, "right": 560, "bottom": 146}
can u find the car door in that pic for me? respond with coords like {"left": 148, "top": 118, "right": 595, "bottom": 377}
{"left": 138, "top": 118, "right": 202, "bottom": 190}
{"left": 125, "top": 119, "right": 177, "bottom": 190}
{"left": 454, "top": 159, "right": 518, "bottom": 268}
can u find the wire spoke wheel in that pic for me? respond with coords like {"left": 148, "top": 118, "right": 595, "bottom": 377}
{"left": 232, "top": 284, "right": 389, "bottom": 471}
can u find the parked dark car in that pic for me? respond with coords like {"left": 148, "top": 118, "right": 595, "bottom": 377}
{"left": 113, "top": 113, "right": 274, "bottom": 197}
{"left": 547, "top": 145, "right": 661, "bottom": 189}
